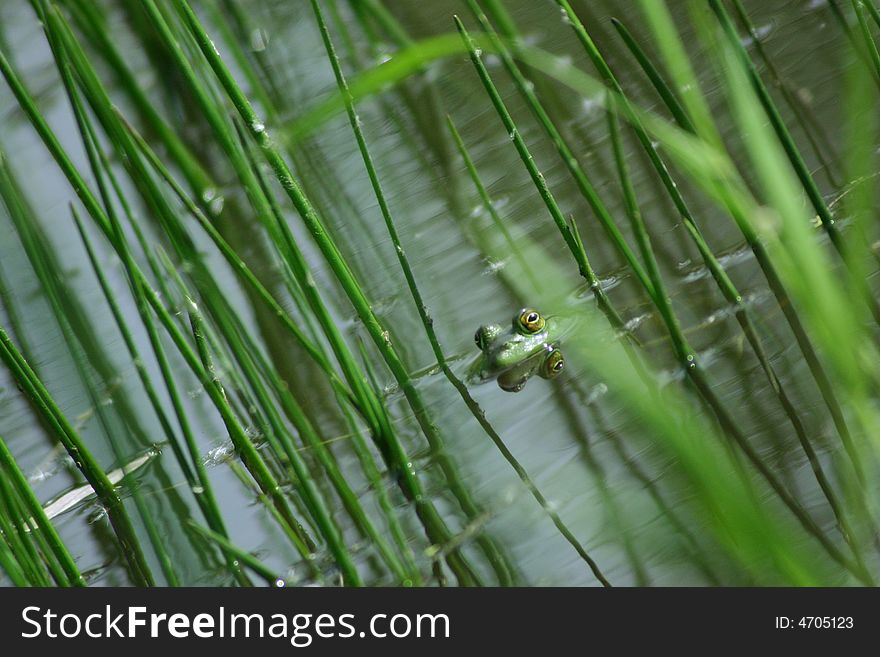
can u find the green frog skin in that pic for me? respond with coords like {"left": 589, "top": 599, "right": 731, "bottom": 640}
{"left": 494, "top": 345, "right": 565, "bottom": 392}
{"left": 468, "top": 308, "right": 567, "bottom": 391}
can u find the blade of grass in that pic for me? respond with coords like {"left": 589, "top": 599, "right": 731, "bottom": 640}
{"left": 605, "top": 94, "right": 868, "bottom": 574}
{"left": 59, "top": 0, "right": 213, "bottom": 199}
{"left": 711, "top": 0, "right": 880, "bottom": 314}
{"left": 464, "top": 0, "right": 654, "bottom": 298}
{"left": 187, "top": 520, "right": 284, "bottom": 587}
{"left": 159, "top": 246, "right": 412, "bottom": 584}
{"left": 827, "top": 0, "right": 880, "bottom": 89}
{"left": 311, "top": 0, "right": 619, "bottom": 586}
{"left": 556, "top": 0, "right": 864, "bottom": 487}
{"left": 0, "top": 463, "right": 53, "bottom": 586}
{"left": 453, "top": 16, "right": 632, "bottom": 341}
{"left": 0, "top": 435, "right": 83, "bottom": 585}
{"left": 0, "top": 327, "right": 154, "bottom": 585}
{"left": 447, "top": 112, "right": 723, "bottom": 583}
{"left": 595, "top": 14, "right": 868, "bottom": 554}
{"left": 169, "top": 0, "right": 514, "bottom": 586}
{"left": 72, "top": 206, "right": 251, "bottom": 585}
{"left": 185, "top": 296, "right": 365, "bottom": 583}
{"left": 1, "top": 103, "right": 179, "bottom": 585}
{"left": 0, "top": 514, "right": 32, "bottom": 586}
{"left": 725, "top": 1, "right": 842, "bottom": 188}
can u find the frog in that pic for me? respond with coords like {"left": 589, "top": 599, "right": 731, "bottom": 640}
{"left": 468, "top": 308, "right": 568, "bottom": 392}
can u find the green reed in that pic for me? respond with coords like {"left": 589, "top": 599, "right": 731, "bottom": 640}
{"left": 1, "top": 0, "right": 878, "bottom": 588}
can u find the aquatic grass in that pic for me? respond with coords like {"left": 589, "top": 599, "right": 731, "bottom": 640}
{"left": 312, "top": 0, "right": 613, "bottom": 585}
{"left": 711, "top": 1, "right": 875, "bottom": 263}
{"left": 36, "top": 4, "right": 375, "bottom": 570}
{"left": 149, "top": 195, "right": 366, "bottom": 567}
{"left": 74, "top": 223, "right": 239, "bottom": 583}
{"left": 60, "top": 329, "right": 179, "bottom": 585}
{"left": 0, "top": 327, "right": 154, "bottom": 585}
{"left": 617, "top": 1, "right": 880, "bottom": 544}
{"left": 36, "top": 6, "right": 310, "bottom": 579}
{"left": 0, "top": 511, "right": 36, "bottom": 586}
{"left": 713, "top": 13, "right": 880, "bottom": 465}
{"left": 0, "top": 468, "right": 52, "bottom": 586}
{"left": 840, "top": 21, "right": 880, "bottom": 339}
{"left": 0, "top": 149, "right": 150, "bottom": 464}
{"left": 463, "top": 0, "right": 653, "bottom": 296}
{"left": 837, "top": 30, "right": 880, "bottom": 537}
{"left": 446, "top": 113, "right": 723, "bottom": 584}
{"left": 703, "top": 0, "right": 867, "bottom": 469}
{"left": 1, "top": 0, "right": 879, "bottom": 587}
{"left": 828, "top": 0, "right": 880, "bottom": 88}
{"left": 168, "top": 0, "right": 511, "bottom": 585}
{"left": 628, "top": 3, "right": 876, "bottom": 568}
{"left": 119, "top": 118, "right": 358, "bottom": 410}
{"left": 151, "top": 15, "right": 484, "bottom": 579}
{"left": 564, "top": 298, "right": 838, "bottom": 585}
{"left": 646, "top": 6, "right": 879, "bottom": 543}
{"left": 58, "top": 0, "right": 213, "bottom": 199}
{"left": 465, "top": 2, "right": 655, "bottom": 307}
{"left": 555, "top": 0, "right": 808, "bottom": 406}
{"left": 0, "top": 37, "right": 314, "bottom": 566}
{"left": 566, "top": 1, "right": 862, "bottom": 487}
{"left": 592, "top": 11, "right": 867, "bottom": 557}
{"left": 54, "top": 56, "right": 242, "bottom": 559}
{"left": 2, "top": 117, "right": 180, "bottom": 585}
{"left": 605, "top": 99, "right": 868, "bottom": 574}
{"left": 0, "top": 543, "right": 29, "bottom": 587}
{"left": 0, "top": 445, "right": 82, "bottom": 585}
{"left": 1, "top": 481, "right": 81, "bottom": 584}
{"left": 453, "top": 16, "right": 631, "bottom": 339}
{"left": 477, "top": 0, "right": 614, "bottom": 183}
{"left": 726, "top": 0, "right": 842, "bottom": 187}
{"left": 107, "top": 19, "right": 420, "bottom": 586}
{"left": 452, "top": 11, "right": 867, "bottom": 578}
{"left": 4, "top": 143, "right": 168, "bottom": 592}
{"left": 228, "top": 141, "right": 427, "bottom": 582}
{"left": 143, "top": 0, "right": 397, "bottom": 456}
{"left": 72, "top": 204, "right": 251, "bottom": 586}
{"left": 710, "top": 0, "right": 880, "bottom": 336}
{"left": 160, "top": 246, "right": 413, "bottom": 584}
{"left": 187, "top": 520, "right": 283, "bottom": 587}
{"left": 454, "top": 14, "right": 798, "bottom": 582}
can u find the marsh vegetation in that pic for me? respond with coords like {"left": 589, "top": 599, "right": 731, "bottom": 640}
{"left": 1, "top": 0, "right": 879, "bottom": 586}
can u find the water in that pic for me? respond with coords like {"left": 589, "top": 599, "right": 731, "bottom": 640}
{"left": 0, "top": 0, "right": 866, "bottom": 585}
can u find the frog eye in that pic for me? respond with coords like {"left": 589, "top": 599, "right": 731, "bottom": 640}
{"left": 475, "top": 324, "right": 502, "bottom": 351}
{"left": 518, "top": 308, "right": 545, "bottom": 334}
{"left": 543, "top": 349, "right": 565, "bottom": 378}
